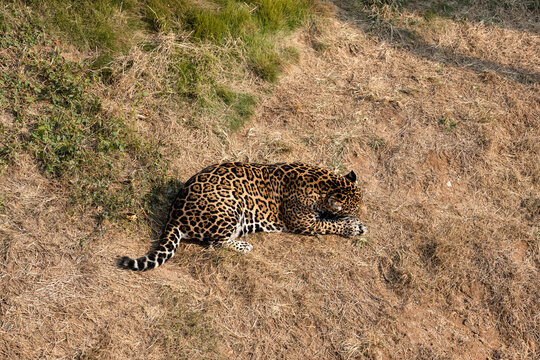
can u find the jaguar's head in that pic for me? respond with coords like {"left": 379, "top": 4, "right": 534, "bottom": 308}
{"left": 324, "top": 170, "right": 366, "bottom": 216}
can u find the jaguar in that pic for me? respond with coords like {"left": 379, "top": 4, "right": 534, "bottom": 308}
{"left": 118, "top": 162, "right": 367, "bottom": 271}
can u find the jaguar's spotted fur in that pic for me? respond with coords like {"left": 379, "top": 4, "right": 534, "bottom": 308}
{"left": 118, "top": 162, "right": 367, "bottom": 271}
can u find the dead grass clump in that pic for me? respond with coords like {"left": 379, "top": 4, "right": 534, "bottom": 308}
{"left": 377, "top": 249, "right": 415, "bottom": 294}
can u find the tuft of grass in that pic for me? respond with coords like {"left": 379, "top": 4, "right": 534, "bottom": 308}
{"left": 215, "top": 86, "right": 257, "bottom": 133}
{"left": 228, "top": 93, "right": 257, "bottom": 132}
{"left": 282, "top": 45, "right": 301, "bottom": 63}
{"left": 247, "top": 38, "right": 287, "bottom": 82}
{"left": 215, "top": 86, "right": 236, "bottom": 105}
{"left": 25, "top": 0, "right": 141, "bottom": 52}
{"left": 423, "top": 10, "right": 437, "bottom": 22}
{"left": 249, "top": 0, "right": 310, "bottom": 31}
{"left": 142, "top": 0, "right": 190, "bottom": 32}
{"left": 170, "top": 50, "right": 217, "bottom": 99}
{"left": 249, "top": 50, "right": 283, "bottom": 82}
{"left": 186, "top": 2, "right": 254, "bottom": 42}
{"left": 438, "top": 116, "right": 458, "bottom": 131}
{"left": 352, "top": 236, "right": 369, "bottom": 248}
{"left": 368, "top": 136, "right": 385, "bottom": 150}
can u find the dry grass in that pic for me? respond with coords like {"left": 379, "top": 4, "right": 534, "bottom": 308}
{"left": 1, "top": 0, "right": 539, "bottom": 359}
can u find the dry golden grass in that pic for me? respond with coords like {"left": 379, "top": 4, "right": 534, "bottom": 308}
{"left": 1, "top": 1, "right": 539, "bottom": 359}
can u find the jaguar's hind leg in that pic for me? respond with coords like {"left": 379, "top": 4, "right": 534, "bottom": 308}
{"left": 219, "top": 238, "right": 253, "bottom": 253}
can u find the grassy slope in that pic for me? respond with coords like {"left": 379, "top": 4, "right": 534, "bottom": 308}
{"left": 1, "top": 0, "right": 539, "bottom": 359}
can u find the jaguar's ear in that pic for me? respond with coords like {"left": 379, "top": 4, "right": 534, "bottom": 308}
{"left": 328, "top": 196, "right": 343, "bottom": 212}
{"left": 344, "top": 170, "right": 356, "bottom": 183}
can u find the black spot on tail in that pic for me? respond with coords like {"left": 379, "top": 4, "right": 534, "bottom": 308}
{"left": 117, "top": 256, "right": 136, "bottom": 270}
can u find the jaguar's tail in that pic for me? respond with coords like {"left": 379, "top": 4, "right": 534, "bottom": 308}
{"left": 117, "top": 225, "right": 183, "bottom": 271}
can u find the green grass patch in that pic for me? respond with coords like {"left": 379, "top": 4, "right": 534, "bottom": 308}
{"left": 422, "top": 10, "right": 437, "bottom": 22}
{"left": 24, "top": 0, "right": 141, "bottom": 52}
{"left": 169, "top": 50, "right": 217, "bottom": 99}
{"left": 0, "top": 6, "right": 167, "bottom": 220}
{"left": 20, "top": 0, "right": 312, "bottom": 83}
{"left": 22, "top": 0, "right": 312, "bottom": 52}
{"left": 186, "top": 2, "right": 254, "bottom": 41}
{"left": 246, "top": 37, "right": 300, "bottom": 83}
{"left": 248, "top": 0, "right": 310, "bottom": 31}
{"left": 226, "top": 92, "right": 256, "bottom": 132}
{"left": 0, "top": 0, "right": 316, "bottom": 221}
{"left": 438, "top": 116, "right": 458, "bottom": 132}
{"left": 215, "top": 86, "right": 256, "bottom": 132}
{"left": 248, "top": 48, "right": 284, "bottom": 83}
{"left": 142, "top": 0, "right": 190, "bottom": 32}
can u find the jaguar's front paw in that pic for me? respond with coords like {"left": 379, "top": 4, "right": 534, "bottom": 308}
{"left": 341, "top": 217, "right": 367, "bottom": 238}
{"left": 221, "top": 239, "right": 253, "bottom": 253}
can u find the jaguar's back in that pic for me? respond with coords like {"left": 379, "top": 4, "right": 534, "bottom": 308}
{"left": 118, "top": 162, "right": 366, "bottom": 271}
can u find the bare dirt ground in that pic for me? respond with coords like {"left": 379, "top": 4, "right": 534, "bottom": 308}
{"left": 1, "top": 1, "right": 539, "bottom": 359}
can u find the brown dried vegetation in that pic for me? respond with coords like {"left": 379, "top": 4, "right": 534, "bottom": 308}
{"left": 1, "top": 0, "right": 539, "bottom": 359}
